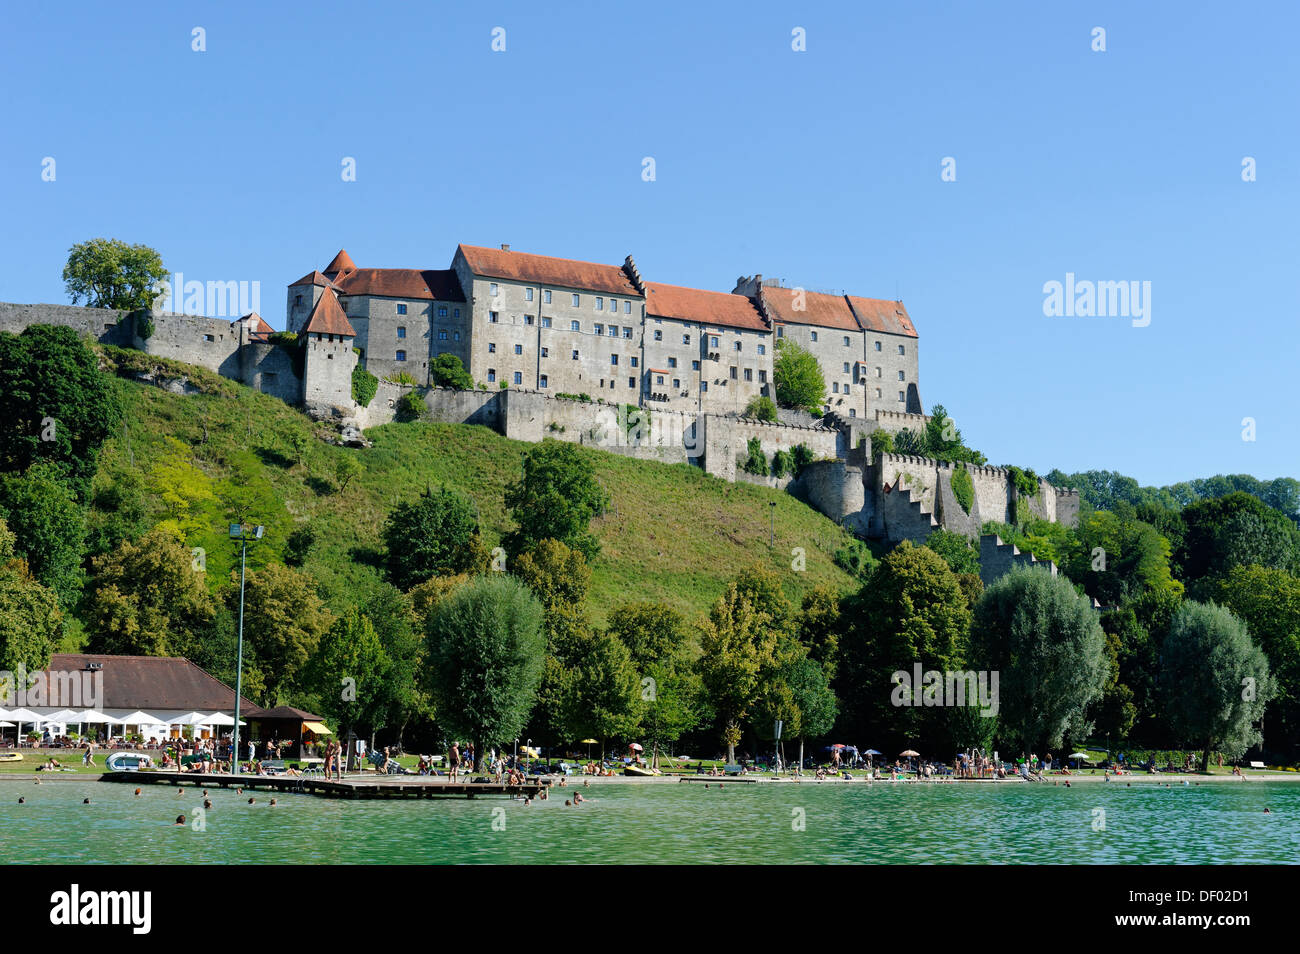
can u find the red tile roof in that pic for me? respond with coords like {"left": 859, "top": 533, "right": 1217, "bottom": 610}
{"left": 760, "top": 287, "right": 861, "bottom": 331}
{"left": 289, "top": 270, "right": 336, "bottom": 289}
{"left": 846, "top": 296, "right": 917, "bottom": 337}
{"left": 333, "top": 268, "right": 465, "bottom": 301}
{"left": 302, "top": 291, "right": 356, "bottom": 337}
{"left": 323, "top": 249, "right": 356, "bottom": 276}
{"left": 44, "top": 654, "right": 258, "bottom": 712}
{"left": 458, "top": 244, "right": 639, "bottom": 297}
{"left": 645, "top": 282, "right": 768, "bottom": 332}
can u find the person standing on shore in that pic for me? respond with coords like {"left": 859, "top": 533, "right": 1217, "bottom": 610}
{"left": 449, "top": 742, "right": 461, "bottom": 781}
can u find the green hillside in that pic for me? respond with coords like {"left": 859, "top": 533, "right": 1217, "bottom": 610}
{"left": 88, "top": 347, "right": 858, "bottom": 627}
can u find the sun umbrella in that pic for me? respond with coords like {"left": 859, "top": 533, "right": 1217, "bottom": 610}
{"left": 629, "top": 743, "right": 643, "bottom": 752}
{"left": 899, "top": 749, "right": 920, "bottom": 757}
{"left": 865, "top": 749, "right": 883, "bottom": 756}
{"left": 0, "top": 722, "right": 14, "bottom": 728}
{"left": 581, "top": 739, "right": 598, "bottom": 760}
{"left": 204, "top": 713, "right": 245, "bottom": 726}
{"left": 41, "top": 708, "right": 80, "bottom": 724}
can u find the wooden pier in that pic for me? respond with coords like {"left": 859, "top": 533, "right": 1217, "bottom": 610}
{"left": 100, "top": 770, "right": 550, "bottom": 800}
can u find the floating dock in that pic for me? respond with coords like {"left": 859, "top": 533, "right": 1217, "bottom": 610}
{"left": 100, "top": 770, "right": 550, "bottom": 799}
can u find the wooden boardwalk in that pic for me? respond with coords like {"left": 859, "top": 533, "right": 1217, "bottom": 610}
{"left": 100, "top": 770, "right": 550, "bottom": 799}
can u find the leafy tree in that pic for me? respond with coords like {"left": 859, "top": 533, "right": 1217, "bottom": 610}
{"left": 513, "top": 538, "right": 591, "bottom": 615}
{"left": 84, "top": 460, "right": 148, "bottom": 557}
{"left": 396, "top": 390, "right": 425, "bottom": 422}
{"left": 969, "top": 567, "right": 1109, "bottom": 750}
{"left": 638, "top": 658, "right": 707, "bottom": 764}
{"left": 924, "top": 405, "right": 986, "bottom": 464}
{"left": 351, "top": 364, "right": 378, "bottom": 407}
{"left": 892, "top": 428, "right": 926, "bottom": 455}
{"left": 772, "top": 340, "right": 825, "bottom": 411}
{"left": 606, "top": 602, "right": 690, "bottom": 669}
{"left": 698, "top": 579, "right": 781, "bottom": 763}
{"left": 0, "top": 324, "right": 123, "bottom": 502}
{"left": 924, "top": 529, "right": 980, "bottom": 576}
{"left": 1161, "top": 601, "right": 1274, "bottom": 771}
{"left": 1204, "top": 566, "right": 1300, "bottom": 758}
{"left": 424, "top": 575, "right": 545, "bottom": 771}
{"left": 0, "top": 518, "right": 63, "bottom": 672}
{"left": 335, "top": 453, "right": 362, "bottom": 492}
{"left": 431, "top": 353, "right": 474, "bottom": 390}
{"left": 1062, "top": 510, "right": 1183, "bottom": 607}
{"left": 837, "top": 541, "right": 971, "bottom": 746}
{"left": 771, "top": 449, "right": 791, "bottom": 479}
{"left": 744, "top": 395, "right": 778, "bottom": 422}
{"left": 790, "top": 443, "right": 814, "bottom": 477}
{"left": 1092, "top": 629, "right": 1138, "bottom": 744}
{"left": 797, "top": 585, "right": 844, "bottom": 681}
{"left": 354, "top": 580, "right": 432, "bottom": 743}
{"left": 382, "top": 487, "right": 486, "bottom": 589}
{"left": 1177, "top": 492, "right": 1300, "bottom": 586}
{"left": 0, "top": 466, "right": 86, "bottom": 607}
{"left": 755, "top": 652, "right": 838, "bottom": 769}
{"left": 147, "top": 436, "right": 218, "bottom": 543}
{"left": 833, "top": 539, "right": 878, "bottom": 581}
{"left": 284, "top": 524, "right": 316, "bottom": 567}
{"left": 504, "top": 440, "right": 609, "bottom": 560}
{"left": 558, "top": 631, "right": 642, "bottom": 745}
{"left": 870, "top": 430, "right": 894, "bottom": 457}
{"left": 83, "top": 527, "right": 214, "bottom": 657}
{"left": 303, "top": 608, "right": 391, "bottom": 740}
{"left": 240, "top": 563, "right": 335, "bottom": 705}
{"left": 62, "top": 238, "right": 167, "bottom": 311}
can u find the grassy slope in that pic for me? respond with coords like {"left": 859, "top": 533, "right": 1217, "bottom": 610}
{"left": 91, "top": 348, "right": 858, "bottom": 627}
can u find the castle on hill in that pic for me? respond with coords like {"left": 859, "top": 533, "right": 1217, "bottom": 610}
{"left": 0, "top": 242, "right": 1078, "bottom": 550}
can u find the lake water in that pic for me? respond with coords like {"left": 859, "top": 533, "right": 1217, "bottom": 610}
{"left": 3, "top": 779, "right": 1296, "bottom": 864}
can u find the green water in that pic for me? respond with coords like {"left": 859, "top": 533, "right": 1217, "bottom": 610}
{"left": 2, "top": 779, "right": 1297, "bottom": 864}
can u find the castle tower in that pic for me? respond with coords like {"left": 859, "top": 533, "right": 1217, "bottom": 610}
{"left": 300, "top": 290, "right": 357, "bottom": 414}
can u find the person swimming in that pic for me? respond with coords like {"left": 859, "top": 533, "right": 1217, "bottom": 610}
{"left": 17, "top": 797, "right": 24, "bottom": 804}
{"left": 174, "top": 815, "right": 186, "bottom": 826}
{"left": 203, "top": 799, "right": 213, "bottom": 809}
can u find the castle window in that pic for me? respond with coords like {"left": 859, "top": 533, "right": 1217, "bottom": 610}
{"left": 810, "top": 331, "right": 818, "bottom": 342}
{"left": 525, "top": 287, "right": 534, "bottom": 302}
{"left": 596, "top": 297, "right": 604, "bottom": 310}
{"left": 572, "top": 350, "right": 579, "bottom": 360}
{"left": 623, "top": 326, "right": 632, "bottom": 338}
{"left": 608, "top": 325, "right": 617, "bottom": 337}
{"left": 397, "top": 304, "right": 407, "bottom": 315}
{"left": 876, "top": 388, "right": 882, "bottom": 398}
{"left": 454, "top": 331, "right": 461, "bottom": 341}
{"left": 777, "top": 327, "right": 784, "bottom": 338}
{"left": 624, "top": 301, "right": 631, "bottom": 314}
{"left": 542, "top": 316, "right": 552, "bottom": 328}
{"left": 844, "top": 382, "right": 850, "bottom": 392}
{"left": 396, "top": 350, "right": 407, "bottom": 362}
{"left": 709, "top": 335, "right": 719, "bottom": 348}
{"left": 877, "top": 367, "right": 882, "bottom": 377}
{"left": 843, "top": 362, "right": 850, "bottom": 373}
{"left": 735, "top": 341, "right": 742, "bottom": 351}
{"left": 525, "top": 315, "right": 534, "bottom": 326}
{"left": 758, "top": 369, "right": 766, "bottom": 383}
{"left": 833, "top": 382, "right": 839, "bottom": 394}
{"left": 744, "top": 368, "right": 753, "bottom": 381}
{"left": 490, "top": 283, "right": 499, "bottom": 296}
{"left": 701, "top": 381, "right": 708, "bottom": 392}
{"left": 875, "top": 341, "right": 882, "bottom": 351}
{"left": 683, "top": 334, "right": 690, "bottom": 345}
{"left": 541, "top": 347, "right": 549, "bottom": 358}
{"left": 514, "top": 372, "right": 522, "bottom": 385}
{"left": 438, "top": 306, "right": 448, "bottom": 317}
{"left": 628, "top": 377, "right": 635, "bottom": 388}
{"left": 654, "top": 330, "right": 662, "bottom": 341}
{"left": 757, "top": 344, "right": 766, "bottom": 355}
{"left": 692, "top": 360, "right": 700, "bottom": 371}
{"left": 489, "top": 311, "right": 499, "bottom": 323}
{"left": 668, "top": 357, "right": 677, "bottom": 368}
{"left": 570, "top": 320, "right": 580, "bottom": 331}
{"left": 898, "top": 390, "right": 905, "bottom": 402}
{"left": 843, "top": 336, "right": 850, "bottom": 347}
{"left": 488, "top": 343, "right": 496, "bottom": 353}
{"left": 673, "top": 378, "right": 680, "bottom": 389}
{"left": 610, "top": 299, "right": 617, "bottom": 312}
{"left": 595, "top": 323, "right": 604, "bottom": 335}
{"left": 849, "top": 408, "right": 856, "bottom": 418}
{"left": 898, "top": 370, "right": 905, "bottom": 381}
{"left": 397, "top": 327, "right": 406, "bottom": 339}
{"left": 540, "top": 374, "right": 548, "bottom": 388}
{"left": 544, "top": 290, "right": 552, "bottom": 304}
{"left": 611, "top": 355, "right": 619, "bottom": 366}
{"left": 514, "top": 344, "right": 523, "bottom": 355}
{"left": 630, "top": 357, "right": 638, "bottom": 368}
{"left": 656, "top": 375, "right": 664, "bottom": 385}
{"left": 454, "top": 308, "right": 460, "bottom": 319}
{"left": 571, "top": 294, "right": 580, "bottom": 307}
{"left": 898, "top": 344, "right": 905, "bottom": 354}
{"left": 488, "top": 369, "right": 496, "bottom": 382}
{"left": 729, "top": 366, "right": 737, "bottom": 380}
{"left": 204, "top": 334, "right": 214, "bottom": 342}
{"left": 438, "top": 331, "right": 448, "bottom": 340}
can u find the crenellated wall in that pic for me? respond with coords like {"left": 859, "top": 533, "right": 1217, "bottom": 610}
{"left": 979, "top": 534, "right": 1060, "bottom": 587}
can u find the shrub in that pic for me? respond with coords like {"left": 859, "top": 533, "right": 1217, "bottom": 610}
{"left": 833, "top": 539, "right": 877, "bottom": 580}
{"left": 1005, "top": 465, "right": 1040, "bottom": 499}
{"left": 351, "top": 365, "right": 379, "bottom": 407}
{"left": 742, "top": 437, "right": 768, "bottom": 476}
{"left": 870, "top": 430, "right": 894, "bottom": 457}
{"left": 134, "top": 313, "right": 155, "bottom": 340}
{"left": 396, "top": 390, "right": 425, "bottom": 422}
{"left": 430, "top": 353, "right": 473, "bottom": 390}
{"left": 791, "top": 443, "right": 814, "bottom": 477}
{"left": 556, "top": 392, "right": 593, "bottom": 403}
{"left": 268, "top": 331, "right": 298, "bottom": 347}
{"left": 951, "top": 463, "right": 974, "bottom": 514}
{"left": 771, "top": 449, "right": 791, "bottom": 478}
{"left": 383, "top": 371, "right": 420, "bottom": 387}
{"left": 744, "top": 395, "right": 778, "bottom": 422}
{"left": 285, "top": 524, "right": 316, "bottom": 567}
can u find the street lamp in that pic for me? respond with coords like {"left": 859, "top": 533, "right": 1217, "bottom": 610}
{"left": 228, "top": 522, "right": 263, "bottom": 776}
{"left": 769, "top": 500, "right": 776, "bottom": 549}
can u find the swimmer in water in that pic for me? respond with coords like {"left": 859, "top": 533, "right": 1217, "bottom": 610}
{"left": 134, "top": 788, "right": 142, "bottom": 795}
{"left": 18, "top": 797, "right": 25, "bottom": 804}
{"left": 203, "top": 799, "right": 213, "bottom": 809}
{"left": 175, "top": 815, "right": 186, "bottom": 826}
{"left": 248, "top": 797, "right": 255, "bottom": 805}
{"left": 269, "top": 798, "right": 277, "bottom": 806}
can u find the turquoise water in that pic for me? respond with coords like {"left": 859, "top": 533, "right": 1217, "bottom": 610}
{"left": 2, "top": 779, "right": 1296, "bottom": 864}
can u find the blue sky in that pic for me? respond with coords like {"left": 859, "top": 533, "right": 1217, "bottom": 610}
{"left": 3, "top": 2, "right": 1297, "bottom": 486}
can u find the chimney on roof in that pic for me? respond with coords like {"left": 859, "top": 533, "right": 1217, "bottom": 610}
{"left": 622, "top": 255, "right": 646, "bottom": 295}
{"left": 500, "top": 243, "right": 510, "bottom": 252}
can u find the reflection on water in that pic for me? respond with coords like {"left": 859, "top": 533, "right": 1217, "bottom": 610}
{"left": 3, "top": 779, "right": 1296, "bottom": 864}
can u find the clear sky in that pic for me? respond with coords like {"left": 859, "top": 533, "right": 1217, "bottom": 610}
{"left": 3, "top": 1, "right": 1296, "bottom": 486}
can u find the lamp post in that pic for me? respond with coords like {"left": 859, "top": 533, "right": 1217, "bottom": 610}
{"left": 228, "top": 522, "right": 263, "bottom": 776}
{"left": 769, "top": 500, "right": 776, "bottom": 549}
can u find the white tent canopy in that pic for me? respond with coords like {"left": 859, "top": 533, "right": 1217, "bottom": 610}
{"left": 204, "top": 713, "right": 245, "bottom": 726}
{"left": 170, "top": 711, "right": 217, "bottom": 726}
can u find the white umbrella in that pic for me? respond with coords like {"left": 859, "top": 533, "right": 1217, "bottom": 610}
{"left": 4, "top": 708, "right": 45, "bottom": 744}
{"left": 204, "top": 713, "right": 245, "bottom": 726}
{"left": 169, "top": 712, "right": 215, "bottom": 726}
{"left": 0, "top": 721, "right": 14, "bottom": 728}
{"left": 41, "top": 708, "right": 80, "bottom": 723}
{"left": 70, "top": 710, "right": 122, "bottom": 724}
{"left": 115, "top": 710, "right": 169, "bottom": 726}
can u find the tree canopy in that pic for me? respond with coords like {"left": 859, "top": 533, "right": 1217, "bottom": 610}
{"left": 772, "top": 340, "right": 825, "bottom": 412}
{"left": 62, "top": 238, "right": 167, "bottom": 311}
